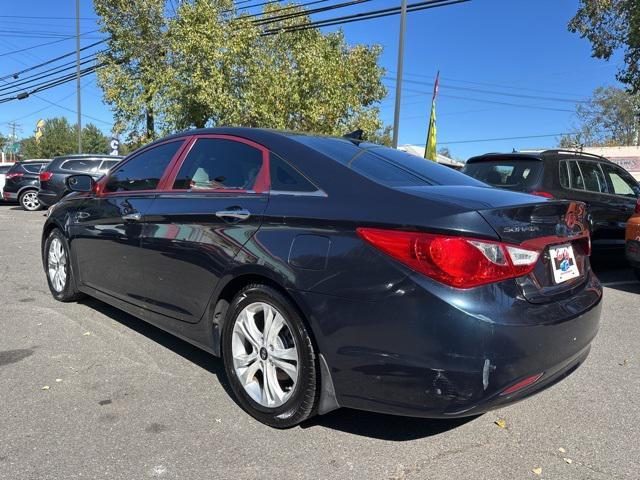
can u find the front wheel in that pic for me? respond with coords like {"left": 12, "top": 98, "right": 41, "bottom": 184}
{"left": 222, "top": 284, "right": 318, "bottom": 428}
{"left": 44, "top": 229, "right": 84, "bottom": 302}
{"left": 19, "top": 190, "right": 41, "bottom": 211}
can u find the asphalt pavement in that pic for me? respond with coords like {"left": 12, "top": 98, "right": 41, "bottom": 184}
{"left": 0, "top": 203, "right": 638, "bottom": 480}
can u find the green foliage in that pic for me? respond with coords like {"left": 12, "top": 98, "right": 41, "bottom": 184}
{"left": 94, "top": 0, "right": 389, "bottom": 141}
{"left": 569, "top": 0, "right": 640, "bottom": 92}
{"left": 559, "top": 86, "right": 640, "bottom": 147}
{"left": 19, "top": 117, "right": 109, "bottom": 158}
{"left": 94, "top": 0, "right": 168, "bottom": 142}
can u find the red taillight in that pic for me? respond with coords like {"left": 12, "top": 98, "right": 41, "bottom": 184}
{"left": 635, "top": 198, "right": 640, "bottom": 214}
{"left": 39, "top": 171, "right": 53, "bottom": 181}
{"left": 356, "top": 228, "right": 540, "bottom": 288}
{"left": 500, "top": 373, "right": 543, "bottom": 396}
{"left": 530, "top": 190, "right": 554, "bottom": 199}
{"left": 5, "top": 172, "right": 23, "bottom": 180}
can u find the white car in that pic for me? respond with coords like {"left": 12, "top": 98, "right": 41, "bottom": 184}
{"left": 0, "top": 162, "right": 14, "bottom": 200}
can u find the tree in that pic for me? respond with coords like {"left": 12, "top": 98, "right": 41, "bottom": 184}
{"left": 569, "top": 1, "right": 640, "bottom": 92}
{"left": 94, "top": 0, "right": 168, "bottom": 143}
{"left": 95, "top": 0, "right": 389, "bottom": 140}
{"left": 81, "top": 123, "right": 109, "bottom": 154}
{"left": 438, "top": 147, "right": 452, "bottom": 158}
{"left": 19, "top": 117, "right": 110, "bottom": 158}
{"left": 558, "top": 86, "right": 640, "bottom": 148}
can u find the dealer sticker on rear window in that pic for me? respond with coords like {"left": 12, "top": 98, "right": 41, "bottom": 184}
{"left": 549, "top": 244, "right": 580, "bottom": 284}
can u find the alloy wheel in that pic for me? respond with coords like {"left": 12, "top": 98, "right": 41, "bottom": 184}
{"left": 231, "top": 302, "right": 300, "bottom": 408}
{"left": 47, "top": 238, "right": 67, "bottom": 293}
{"left": 22, "top": 191, "right": 39, "bottom": 211}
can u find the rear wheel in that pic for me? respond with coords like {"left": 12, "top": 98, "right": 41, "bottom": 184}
{"left": 19, "top": 190, "right": 41, "bottom": 211}
{"left": 222, "top": 284, "right": 318, "bottom": 428}
{"left": 44, "top": 229, "right": 84, "bottom": 302}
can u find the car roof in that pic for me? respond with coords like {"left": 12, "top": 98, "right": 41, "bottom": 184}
{"left": 53, "top": 154, "right": 124, "bottom": 161}
{"left": 19, "top": 158, "right": 51, "bottom": 163}
{"left": 466, "top": 149, "right": 612, "bottom": 164}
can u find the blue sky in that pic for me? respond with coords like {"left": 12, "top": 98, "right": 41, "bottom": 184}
{"left": 0, "top": 0, "right": 623, "bottom": 159}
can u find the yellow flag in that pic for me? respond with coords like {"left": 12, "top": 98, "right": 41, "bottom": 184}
{"left": 424, "top": 72, "right": 440, "bottom": 162}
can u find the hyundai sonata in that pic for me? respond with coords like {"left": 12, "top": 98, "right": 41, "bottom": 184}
{"left": 42, "top": 128, "right": 602, "bottom": 428}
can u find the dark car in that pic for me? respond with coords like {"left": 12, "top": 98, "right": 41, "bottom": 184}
{"left": 42, "top": 129, "right": 601, "bottom": 428}
{"left": 463, "top": 150, "right": 640, "bottom": 251}
{"left": 38, "top": 154, "right": 123, "bottom": 208}
{"left": 3, "top": 159, "right": 51, "bottom": 210}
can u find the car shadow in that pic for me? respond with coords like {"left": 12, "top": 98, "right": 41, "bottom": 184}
{"left": 77, "top": 296, "right": 480, "bottom": 440}
{"left": 302, "top": 408, "right": 480, "bottom": 441}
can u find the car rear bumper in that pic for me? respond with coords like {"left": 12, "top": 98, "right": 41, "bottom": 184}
{"left": 37, "top": 190, "right": 60, "bottom": 207}
{"left": 626, "top": 240, "right": 640, "bottom": 269}
{"left": 294, "top": 270, "right": 602, "bottom": 418}
{"left": 2, "top": 191, "right": 17, "bottom": 201}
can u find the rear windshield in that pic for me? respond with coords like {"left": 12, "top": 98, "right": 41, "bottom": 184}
{"left": 293, "top": 136, "right": 484, "bottom": 187}
{"left": 22, "top": 163, "right": 46, "bottom": 174}
{"left": 0, "top": 166, "right": 11, "bottom": 174}
{"left": 463, "top": 159, "right": 543, "bottom": 188}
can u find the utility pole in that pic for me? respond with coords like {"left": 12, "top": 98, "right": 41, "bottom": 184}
{"left": 7, "top": 121, "right": 21, "bottom": 162}
{"left": 75, "top": 0, "right": 82, "bottom": 153}
{"left": 392, "top": 0, "right": 408, "bottom": 149}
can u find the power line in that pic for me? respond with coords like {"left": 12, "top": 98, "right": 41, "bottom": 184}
{"left": 434, "top": 132, "right": 583, "bottom": 145}
{"left": 0, "top": 30, "right": 102, "bottom": 58}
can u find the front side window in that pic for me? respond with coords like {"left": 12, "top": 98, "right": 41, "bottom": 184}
{"left": 578, "top": 161, "right": 608, "bottom": 193}
{"left": 173, "top": 138, "right": 264, "bottom": 191}
{"left": 601, "top": 163, "right": 639, "bottom": 197}
{"left": 105, "top": 141, "right": 181, "bottom": 192}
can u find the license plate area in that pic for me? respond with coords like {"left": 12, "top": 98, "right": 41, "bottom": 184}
{"left": 549, "top": 243, "right": 580, "bottom": 284}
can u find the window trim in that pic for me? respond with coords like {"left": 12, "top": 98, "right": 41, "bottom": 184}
{"left": 164, "top": 134, "right": 270, "bottom": 194}
{"left": 98, "top": 138, "right": 188, "bottom": 196}
{"left": 562, "top": 158, "right": 639, "bottom": 199}
{"left": 600, "top": 162, "right": 640, "bottom": 199}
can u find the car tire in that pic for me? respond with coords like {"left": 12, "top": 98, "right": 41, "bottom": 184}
{"left": 222, "top": 284, "right": 318, "bottom": 428}
{"left": 19, "top": 189, "right": 41, "bottom": 211}
{"left": 44, "top": 228, "right": 84, "bottom": 302}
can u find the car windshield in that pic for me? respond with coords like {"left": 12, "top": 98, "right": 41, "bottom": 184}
{"left": 463, "top": 159, "right": 543, "bottom": 188}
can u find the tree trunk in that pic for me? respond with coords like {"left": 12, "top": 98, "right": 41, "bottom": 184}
{"left": 146, "top": 108, "right": 154, "bottom": 139}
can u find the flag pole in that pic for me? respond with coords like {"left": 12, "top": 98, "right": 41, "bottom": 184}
{"left": 425, "top": 71, "right": 440, "bottom": 161}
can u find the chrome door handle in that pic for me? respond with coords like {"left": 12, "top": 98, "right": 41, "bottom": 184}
{"left": 122, "top": 212, "right": 142, "bottom": 222}
{"left": 215, "top": 209, "right": 251, "bottom": 221}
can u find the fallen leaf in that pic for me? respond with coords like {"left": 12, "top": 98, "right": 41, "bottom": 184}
{"left": 55, "top": 378, "right": 62, "bottom": 383}
{"left": 619, "top": 359, "right": 629, "bottom": 367}
{"left": 532, "top": 467, "right": 542, "bottom": 475}
{"left": 564, "top": 458, "right": 573, "bottom": 464}
{"left": 558, "top": 447, "right": 566, "bottom": 453}
{"left": 41, "top": 385, "right": 50, "bottom": 390}
{"left": 494, "top": 418, "right": 507, "bottom": 429}
{"left": 82, "top": 331, "right": 91, "bottom": 336}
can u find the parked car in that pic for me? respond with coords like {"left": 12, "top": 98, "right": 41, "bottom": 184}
{"left": 2, "top": 159, "right": 51, "bottom": 210}
{"left": 38, "top": 154, "right": 123, "bottom": 208}
{"left": 463, "top": 150, "right": 640, "bottom": 251}
{"left": 0, "top": 162, "right": 14, "bottom": 200}
{"left": 625, "top": 199, "right": 640, "bottom": 280}
{"left": 42, "top": 129, "right": 602, "bottom": 428}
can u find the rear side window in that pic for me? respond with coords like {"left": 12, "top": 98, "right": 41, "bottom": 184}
{"left": 105, "top": 141, "right": 181, "bottom": 192}
{"left": 99, "top": 160, "right": 120, "bottom": 172}
{"left": 62, "top": 159, "right": 101, "bottom": 173}
{"left": 269, "top": 153, "right": 317, "bottom": 192}
{"left": 22, "top": 163, "right": 45, "bottom": 174}
{"left": 559, "top": 161, "right": 570, "bottom": 188}
{"left": 578, "top": 161, "right": 608, "bottom": 193}
{"left": 568, "top": 161, "right": 584, "bottom": 190}
{"left": 173, "top": 138, "right": 264, "bottom": 190}
{"left": 463, "top": 159, "right": 542, "bottom": 188}
{"left": 601, "top": 163, "right": 639, "bottom": 197}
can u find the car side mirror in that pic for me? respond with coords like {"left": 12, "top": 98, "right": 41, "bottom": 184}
{"left": 67, "top": 174, "right": 95, "bottom": 193}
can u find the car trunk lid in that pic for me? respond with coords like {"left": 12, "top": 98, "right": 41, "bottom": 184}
{"left": 478, "top": 200, "right": 591, "bottom": 302}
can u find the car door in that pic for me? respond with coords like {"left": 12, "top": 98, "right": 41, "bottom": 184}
{"left": 600, "top": 162, "right": 640, "bottom": 243}
{"left": 140, "top": 135, "right": 269, "bottom": 323}
{"left": 70, "top": 140, "right": 185, "bottom": 305}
